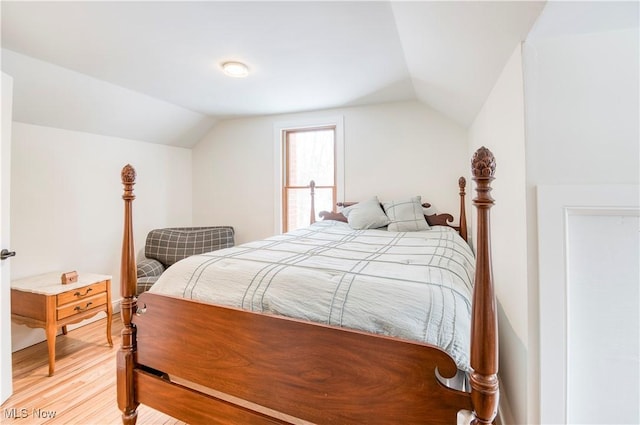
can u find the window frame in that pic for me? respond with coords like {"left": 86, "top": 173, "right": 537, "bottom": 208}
{"left": 282, "top": 125, "right": 337, "bottom": 233}
{"left": 273, "top": 116, "right": 344, "bottom": 234}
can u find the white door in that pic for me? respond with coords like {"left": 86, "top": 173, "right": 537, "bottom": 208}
{"left": 538, "top": 184, "right": 640, "bottom": 424}
{"left": 1, "top": 72, "right": 14, "bottom": 404}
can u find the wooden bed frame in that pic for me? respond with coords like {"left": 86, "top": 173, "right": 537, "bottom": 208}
{"left": 117, "top": 147, "right": 498, "bottom": 425}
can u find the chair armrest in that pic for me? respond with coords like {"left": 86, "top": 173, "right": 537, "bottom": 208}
{"left": 137, "top": 258, "right": 165, "bottom": 278}
{"left": 209, "top": 226, "right": 235, "bottom": 251}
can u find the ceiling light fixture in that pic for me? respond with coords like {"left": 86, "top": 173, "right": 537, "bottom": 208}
{"left": 221, "top": 61, "right": 249, "bottom": 78}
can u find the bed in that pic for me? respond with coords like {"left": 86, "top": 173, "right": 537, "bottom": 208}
{"left": 117, "top": 147, "right": 499, "bottom": 425}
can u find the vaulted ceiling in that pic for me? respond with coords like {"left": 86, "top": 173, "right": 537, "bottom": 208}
{"left": 1, "top": 1, "right": 546, "bottom": 147}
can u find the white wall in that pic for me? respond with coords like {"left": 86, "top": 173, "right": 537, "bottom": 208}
{"left": 523, "top": 2, "right": 639, "bottom": 422}
{"left": 192, "top": 100, "right": 469, "bottom": 244}
{"left": 468, "top": 18, "right": 640, "bottom": 425}
{"left": 468, "top": 45, "right": 528, "bottom": 425}
{"left": 10, "top": 123, "right": 192, "bottom": 351}
{"left": 524, "top": 29, "right": 639, "bottom": 186}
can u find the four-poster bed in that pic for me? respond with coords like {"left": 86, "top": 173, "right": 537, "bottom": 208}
{"left": 117, "top": 147, "right": 498, "bottom": 424}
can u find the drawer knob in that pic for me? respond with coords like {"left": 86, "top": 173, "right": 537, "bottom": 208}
{"left": 74, "top": 288, "right": 93, "bottom": 297}
{"left": 73, "top": 302, "right": 93, "bottom": 312}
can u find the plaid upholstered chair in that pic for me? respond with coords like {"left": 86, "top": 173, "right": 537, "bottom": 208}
{"left": 136, "top": 226, "right": 234, "bottom": 294}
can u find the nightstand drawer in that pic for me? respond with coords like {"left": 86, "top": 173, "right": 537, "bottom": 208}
{"left": 57, "top": 280, "right": 107, "bottom": 306}
{"left": 57, "top": 293, "right": 107, "bottom": 320}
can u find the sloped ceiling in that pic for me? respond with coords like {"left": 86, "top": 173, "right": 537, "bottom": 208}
{"left": 1, "top": 1, "right": 545, "bottom": 147}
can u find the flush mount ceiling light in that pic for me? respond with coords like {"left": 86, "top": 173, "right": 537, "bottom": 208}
{"left": 221, "top": 61, "right": 249, "bottom": 78}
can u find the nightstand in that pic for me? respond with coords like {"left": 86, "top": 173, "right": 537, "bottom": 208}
{"left": 11, "top": 272, "right": 113, "bottom": 376}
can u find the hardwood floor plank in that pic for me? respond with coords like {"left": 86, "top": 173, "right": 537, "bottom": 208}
{"left": 1, "top": 315, "right": 187, "bottom": 425}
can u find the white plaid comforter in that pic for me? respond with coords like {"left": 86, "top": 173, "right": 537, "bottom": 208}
{"left": 149, "top": 220, "right": 475, "bottom": 371}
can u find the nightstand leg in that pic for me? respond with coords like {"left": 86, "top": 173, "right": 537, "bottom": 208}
{"left": 45, "top": 323, "right": 56, "bottom": 376}
{"left": 62, "top": 325, "right": 68, "bottom": 335}
{"left": 106, "top": 310, "right": 113, "bottom": 347}
{"left": 106, "top": 281, "right": 113, "bottom": 347}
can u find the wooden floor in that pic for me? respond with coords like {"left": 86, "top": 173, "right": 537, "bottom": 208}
{"left": 1, "top": 315, "right": 187, "bottom": 425}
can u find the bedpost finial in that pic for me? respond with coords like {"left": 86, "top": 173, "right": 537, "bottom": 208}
{"left": 121, "top": 164, "right": 136, "bottom": 185}
{"left": 471, "top": 147, "right": 496, "bottom": 179}
{"left": 121, "top": 164, "right": 136, "bottom": 200}
{"left": 458, "top": 176, "right": 466, "bottom": 189}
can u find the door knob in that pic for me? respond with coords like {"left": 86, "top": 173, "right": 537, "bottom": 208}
{"left": 0, "top": 249, "right": 16, "bottom": 260}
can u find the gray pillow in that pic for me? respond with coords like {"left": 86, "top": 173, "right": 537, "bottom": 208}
{"left": 342, "top": 197, "right": 390, "bottom": 229}
{"left": 383, "top": 196, "right": 430, "bottom": 232}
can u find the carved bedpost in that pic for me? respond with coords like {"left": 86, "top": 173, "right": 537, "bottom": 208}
{"left": 470, "top": 147, "right": 499, "bottom": 424}
{"left": 309, "top": 180, "right": 316, "bottom": 225}
{"left": 117, "top": 164, "right": 139, "bottom": 425}
{"left": 458, "top": 177, "right": 468, "bottom": 242}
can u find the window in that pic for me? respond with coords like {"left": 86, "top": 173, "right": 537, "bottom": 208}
{"left": 282, "top": 126, "right": 336, "bottom": 232}
{"left": 274, "top": 116, "right": 344, "bottom": 234}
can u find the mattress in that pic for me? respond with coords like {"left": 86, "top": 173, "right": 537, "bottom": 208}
{"left": 149, "top": 220, "right": 475, "bottom": 371}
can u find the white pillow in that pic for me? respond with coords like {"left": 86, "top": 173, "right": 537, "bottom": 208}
{"left": 342, "top": 197, "right": 390, "bottom": 229}
{"left": 383, "top": 196, "right": 430, "bottom": 232}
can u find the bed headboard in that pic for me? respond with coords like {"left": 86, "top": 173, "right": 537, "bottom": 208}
{"left": 315, "top": 177, "right": 468, "bottom": 242}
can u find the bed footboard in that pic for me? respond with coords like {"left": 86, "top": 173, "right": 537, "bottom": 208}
{"left": 132, "top": 291, "right": 471, "bottom": 424}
